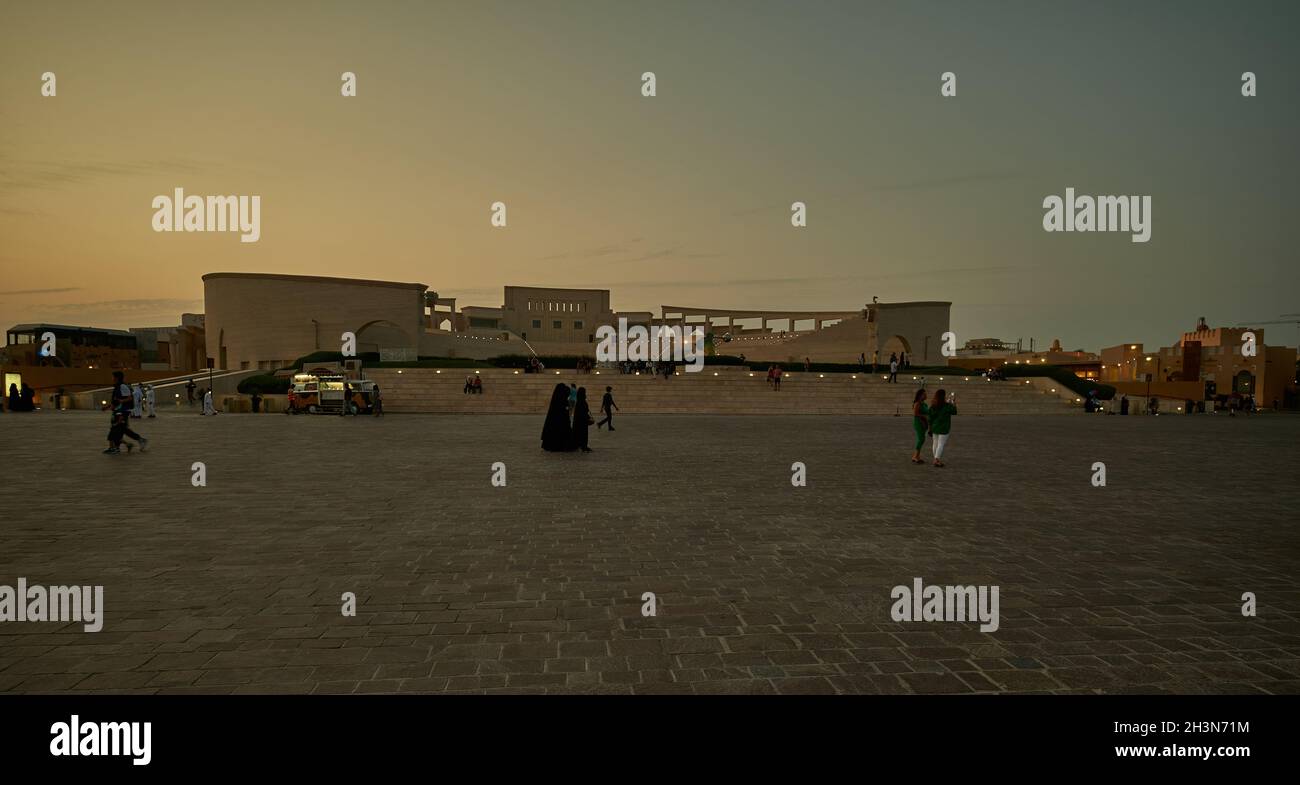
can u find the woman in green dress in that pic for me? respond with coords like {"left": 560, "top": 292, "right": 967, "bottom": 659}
{"left": 910, "top": 388, "right": 929, "bottom": 464}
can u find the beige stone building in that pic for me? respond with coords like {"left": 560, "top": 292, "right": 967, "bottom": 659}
{"left": 1100, "top": 318, "right": 1297, "bottom": 406}
{"left": 204, "top": 272, "right": 428, "bottom": 370}
{"left": 202, "top": 272, "right": 951, "bottom": 369}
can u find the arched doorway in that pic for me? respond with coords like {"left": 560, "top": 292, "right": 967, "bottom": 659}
{"left": 880, "top": 335, "right": 912, "bottom": 363}
{"left": 355, "top": 320, "right": 413, "bottom": 358}
{"left": 1233, "top": 370, "right": 1255, "bottom": 394}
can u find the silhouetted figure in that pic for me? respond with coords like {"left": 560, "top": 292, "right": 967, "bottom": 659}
{"left": 541, "top": 383, "right": 574, "bottom": 452}
{"left": 9, "top": 383, "right": 22, "bottom": 412}
{"left": 572, "top": 387, "right": 592, "bottom": 452}
{"left": 597, "top": 386, "right": 618, "bottom": 430}
{"left": 20, "top": 383, "right": 36, "bottom": 411}
{"left": 1120, "top": 395, "right": 1129, "bottom": 415}
{"left": 186, "top": 378, "right": 196, "bottom": 405}
{"left": 105, "top": 370, "right": 148, "bottom": 454}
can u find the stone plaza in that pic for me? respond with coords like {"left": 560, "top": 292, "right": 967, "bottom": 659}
{"left": 1, "top": 409, "right": 1297, "bottom": 694}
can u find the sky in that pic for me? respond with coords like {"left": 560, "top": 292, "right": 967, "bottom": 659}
{"left": 2, "top": 0, "right": 1298, "bottom": 350}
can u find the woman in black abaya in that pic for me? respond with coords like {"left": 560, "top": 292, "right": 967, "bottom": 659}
{"left": 541, "top": 383, "right": 574, "bottom": 451}
{"left": 572, "top": 387, "right": 592, "bottom": 452}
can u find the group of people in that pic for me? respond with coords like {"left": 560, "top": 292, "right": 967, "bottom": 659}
{"left": 523, "top": 357, "right": 547, "bottom": 374}
{"left": 766, "top": 365, "right": 784, "bottom": 389}
{"left": 618, "top": 359, "right": 674, "bottom": 378}
{"left": 909, "top": 388, "right": 958, "bottom": 467}
{"left": 886, "top": 352, "right": 906, "bottom": 383}
{"left": 541, "top": 383, "right": 618, "bottom": 452}
{"left": 4, "top": 382, "right": 37, "bottom": 412}
{"left": 858, "top": 350, "right": 909, "bottom": 375}
{"left": 119, "top": 382, "right": 159, "bottom": 418}
{"left": 463, "top": 376, "right": 484, "bottom": 394}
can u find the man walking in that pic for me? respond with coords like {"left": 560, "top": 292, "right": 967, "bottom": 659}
{"left": 104, "top": 371, "right": 148, "bottom": 454}
{"left": 889, "top": 353, "right": 899, "bottom": 383}
{"left": 145, "top": 384, "right": 157, "bottom": 418}
{"left": 597, "top": 386, "right": 618, "bottom": 430}
{"left": 186, "top": 378, "right": 196, "bottom": 406}
{"left": 131, "top": 382, "right": 144, "bottom": 418}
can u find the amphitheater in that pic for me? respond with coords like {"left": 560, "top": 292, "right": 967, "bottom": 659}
{"left": 365, "top": 367, "right": 1080, "bottom": 415}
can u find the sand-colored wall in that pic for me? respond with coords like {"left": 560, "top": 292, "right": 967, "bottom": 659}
{"left": 204, "top": 273, "right": 426, "bottom": 370}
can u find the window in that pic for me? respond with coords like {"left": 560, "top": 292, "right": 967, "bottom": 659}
{"left": 574, "top": 320, "right": 583, "bottom": 329}
{"left": 553, "top": 320, "right": 562, "bottom": 329}
{"left": 532, "top": 320, "right": 541, "bottom": 329}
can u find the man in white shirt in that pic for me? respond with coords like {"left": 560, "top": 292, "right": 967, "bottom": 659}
{"left": 145, "top": 384, "right": 157, "bottom": 418}
{"left": 131, "top": 383, "right": 144, "bottom": 418}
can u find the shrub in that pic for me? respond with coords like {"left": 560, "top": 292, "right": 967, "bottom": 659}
{"left": 237, "top": 374, "right": 290, "bottom": 395}
{"left": 1000, "top": 364, "right": 1116, "bottom": 400}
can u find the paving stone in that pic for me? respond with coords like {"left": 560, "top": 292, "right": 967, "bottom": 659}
{"left": 0, "top": 412, "right": 1295, "bottom": 695}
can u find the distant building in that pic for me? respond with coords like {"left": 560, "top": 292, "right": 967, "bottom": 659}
{"left": 1101, "top": 318, "right": 1297, "bottom": 405}
{"left": 203, "top": 271, "right": 952, "bottom": 369}
{"left": 130, "top": 313, "right": 207, "bottom": 372}
{"left": 2, "top": 324, "right": 139, "bottom": 369}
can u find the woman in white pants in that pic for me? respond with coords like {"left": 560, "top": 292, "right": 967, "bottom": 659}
{"left": 927, "top": 389, "right": 958, "bottom": 467}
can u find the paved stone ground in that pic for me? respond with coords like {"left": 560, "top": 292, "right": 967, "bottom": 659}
{"left": 1, "top": 409, "right": 1298, "bottom": 695}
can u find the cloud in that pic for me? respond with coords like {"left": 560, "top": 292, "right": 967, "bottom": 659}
{"left": 540, "top": 237, "right": 646, "bottom": 262}
{"left": 730, "top": 171, "right": 1023, "bottom": 217}
{"left": 0, "top": 154, "right": 214, "bottom": 193}
{"left": 0, "top": 287, "right": 80, "bottom": 296}
{"left": 13, "top": 298, "right": 203, "bottom": 328}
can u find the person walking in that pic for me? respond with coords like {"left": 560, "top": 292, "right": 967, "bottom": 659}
{"left": 104, "top": 371, "right": 148, "bottom": 454}
{"left": 145, "top": 384, "right": 157, "bottom": 418}
{"left": 910, "top": 389, "right": 930, "bottom": 464}
{"left": 131, "top": 382, "right": 144, "bottom": 418}
{"left": 889, "top": 354, "right": 899, "bottom": 384}
{"left": 597, "top": 385, "right": 618, "bottom": 430}
{"left": 186, "top": 378, "right": 196, "bottom": 405}
{"left": 202, "top": 388, "right": 217, "bottom": 416}
{"left": 541, "top": 383, "right": 574, "bottom": 451}
{"left": 773, "top": 365, "right": 782, "bottom": 391}
{"left": 372, "top": 384, "right": 384, "bottom": 417}
{"left": 927, "top": 389, "right": 957, "bottom": 467}
{"left": 572, "top": 387, "right": 593, "bottom": 452}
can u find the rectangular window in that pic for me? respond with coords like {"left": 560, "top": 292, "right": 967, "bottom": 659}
{"left": 553, "top": 320, "right": 562, "bottom": 329}
{"left": 532, "top": 320, "right": 541, "bottom": 329}
{"left": 574, "top": 320, "right": 583, "bottom": 329}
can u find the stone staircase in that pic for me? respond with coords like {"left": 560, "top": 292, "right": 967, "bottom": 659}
{"left": 365, "top": 368, "right": 1081, "bottom": 415}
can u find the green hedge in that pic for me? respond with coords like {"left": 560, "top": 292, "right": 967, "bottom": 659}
{"left": 488, "top": 354, "right": 591, "bottom": 369}
{"left": 1000, "top": 364, "right": 1116, "bottom": 400}
{"left": 237, "top": 374, "right": 290, "bottom": 395}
